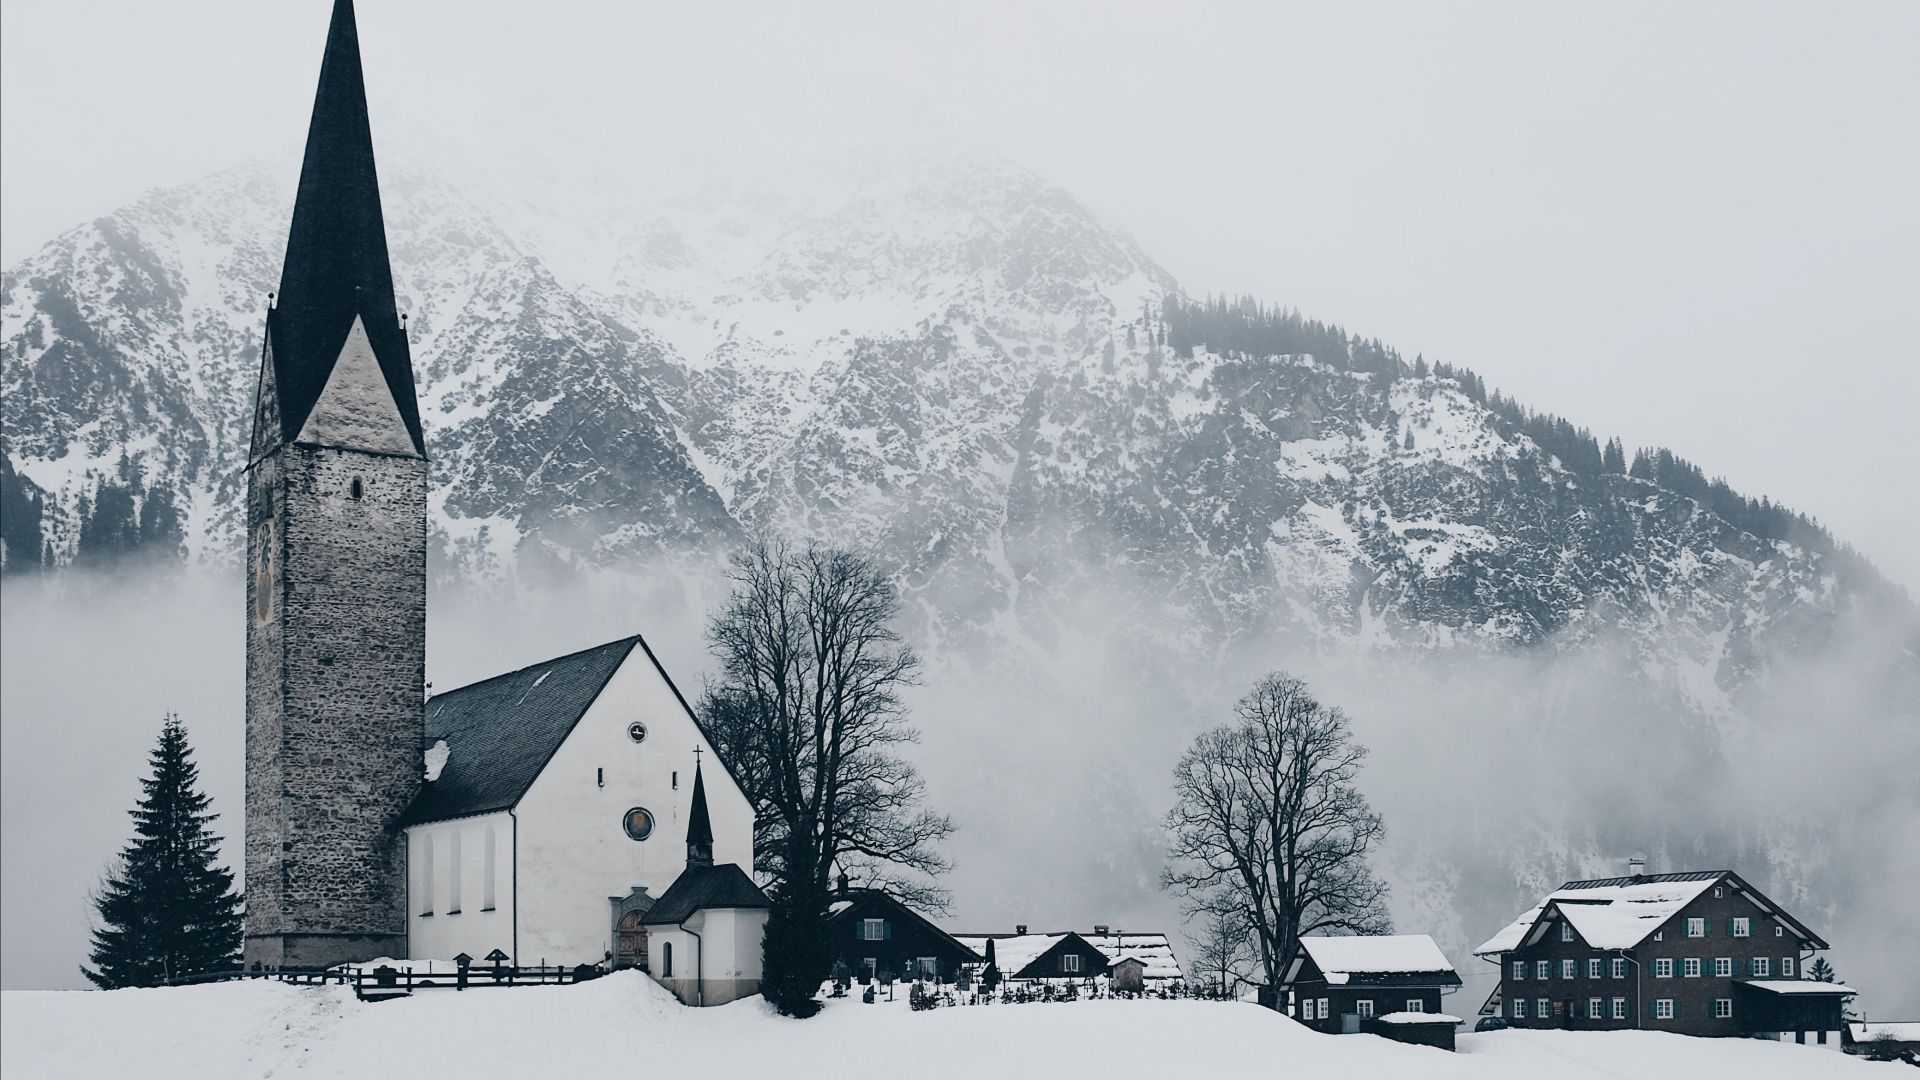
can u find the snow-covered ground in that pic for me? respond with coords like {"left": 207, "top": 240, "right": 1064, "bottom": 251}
{"left": 0, "top": 973, "right": 1893, "bottom": 1079}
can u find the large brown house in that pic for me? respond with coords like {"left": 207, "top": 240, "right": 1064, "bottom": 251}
{"left": 1475, "top": 867, "right": 1854, "bottom": 1049}
{"left": 826, "top": 884, "right": 980, "bottom": 983}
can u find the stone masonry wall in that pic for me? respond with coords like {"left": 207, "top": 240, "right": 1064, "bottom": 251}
{"left": 245, "top": 442, "right": 425, "bottom": 967}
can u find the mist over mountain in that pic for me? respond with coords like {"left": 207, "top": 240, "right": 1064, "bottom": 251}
{"left": 3, "top": 146, "right": 1915, "bottom": 1011}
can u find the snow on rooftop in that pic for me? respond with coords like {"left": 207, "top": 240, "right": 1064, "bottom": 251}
{"left": 1375, "top": 1011, "right": 1462, "bottom": 1025}
{"left": 1300, "top": 935, "right": 1455, "bottom": 982}
{"left": 1474, "top": 877, "right": 1721, "bottom": 956}
{"left": 953, "top": 933, "right": 1069, "bottom": 975}
{"left": 423, "top": 739, "right": 450, "bottom": 782}
{"left": 1741, "top": 980, "right": 1857, "bottom": 996}
{"left": 1084, "top": 932, "right": 1183, "bottom": 980}
{"left": 1850, "top": 1022, "right": 1920, "bottom": 1042}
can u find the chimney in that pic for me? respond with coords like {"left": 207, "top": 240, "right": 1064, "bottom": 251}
{"left": 1015, "top": 924, "right": 1028, "bottom": 935}
{"left": 836, "top": 871, "right": 849, "bottom": 897}
{"left": 1628, "top": 856, "right": 1647, "bottom": 879}
{"left": 1094, "top": 924, "right": 1110, "bottom": 936}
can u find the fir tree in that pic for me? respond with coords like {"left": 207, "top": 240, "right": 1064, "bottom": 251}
{"left": 84, "top": 715, "right": 243, "bottom": 988}
{"left": 760, "top": 877, "right": 831, "bottom": 1017}
{"left": 1807, "top": 956, "right": 1836, "bottom": 982}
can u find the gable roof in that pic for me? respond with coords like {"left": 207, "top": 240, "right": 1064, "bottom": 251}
{"left": 1294, "top": 935, "right": 1459, "bottom": 987}
{"left": 826, "top": 889, "right": 981, "bottom": 963}
{"left": 1082, "top": 932, "right": 1184, "bottom": 980}
{"left": 1473, "top": 870, "right": 1828, "bottom": 956}
{"left": 399, "top": 637, "right": 640, "bottom": 826}
{"left": 952, "top": 931, "right": 1106, "bottom": 979}
{"left": 640, "top": 863, "right": 768, "bottom": 925}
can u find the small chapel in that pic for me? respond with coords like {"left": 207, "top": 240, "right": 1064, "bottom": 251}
{"left": 241, "top": 0, "right": 765, "bottom": 1005}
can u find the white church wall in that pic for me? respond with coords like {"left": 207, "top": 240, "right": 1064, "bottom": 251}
{"left": 644, "top": 907, "right": 766, "bottom": 1007}
{"left": 405, "top": 811, "right": 514, "bottom": 963}
{"left": 513, "top": 648, "right": 756, "bottom": 966}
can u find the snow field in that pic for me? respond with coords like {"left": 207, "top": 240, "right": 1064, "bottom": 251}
{"left": 1, "top": 973, "right": 1892, "bottom": 1080}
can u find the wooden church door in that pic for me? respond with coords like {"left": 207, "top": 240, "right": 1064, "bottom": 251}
{"left": 615, "top": 910, "right": 649, "bottom": 971}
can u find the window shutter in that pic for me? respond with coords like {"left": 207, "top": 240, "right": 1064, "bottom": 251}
{"left": 884, "top": 921, "right": 893, "bottom": 941}
{"left": 1727, "top": 918, "right": 1734, "bottom": 937}
{"left": 1702, "top": 919, "right": 1710, "bottom": 937}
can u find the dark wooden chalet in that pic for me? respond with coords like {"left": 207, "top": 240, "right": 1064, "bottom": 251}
{"left": 1284, "top": 935, "right": 1462, "bottom": 1050}
{"left": 826, "top": 882, "right": 980, "bottom": 983}
{"left": 1474, "top": 867, "right": 1848, "bottom": 1048}
{"left": 954, "top": 929, "right": 1112, "bottom": 981}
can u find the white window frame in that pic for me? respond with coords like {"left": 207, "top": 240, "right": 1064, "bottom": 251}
{"left": 1405, "top": 999, "right": 1424, "bottom": 1013}
{"left": 1560, "top": 922, "right": 1574, "bottom": 943}
{"left": 1302, "top": 998, "right": 1316, "bottom": 1021}
{"left": 1061, "top": 953, "right": 1081, "bottom": 974}
{"left": 1588, "top": 997, "right": 1603, "bottom": 1019}
{"left": 1587, "top": 959, "right": 1603, "bottom": 979}
{"left": 1356, "top": 999, "right": 1375, "bottom": 1018}
{"left": 1715, "top": 957, "right": 1732, "bottom": 977}
{"left": 1318, "top": 997, "right": 1330, "bottom": 1019}
{"left": 1774, "top": 925, "right": 1784, "bottom": 937}
{"left": 1611, "top": 958, "right": 1627, "bottom": 979}
{"left": 1733, "top": 917, "right": 1751, "bottom": 938}
{"left": 1512, "top": 960, "right": 1526, "bottom": 981}
{"left": 1655, "top": 998, "right": 1675, "bottom": 1020}
{"left": 1752, "top": 957, "right": 1770, "bottom": 977}
{"left": 1683, "top": 957, "right": 1701, "bottom": 978}
{"left": 1781, "top": 956, "right": 1795, "bottom": 977}
{"left": 1715, "top": 998, "right": 1733, "bottom": 1019}
{"left": 1653, "top": 958, "right": 1673, "bottom": 979}
{"left": 861, "top": 918, "right": 886, "bottom": 941}
{"left": 1561, "top": 959, "right": 1576, "bottom": 980}
{"left": 1511, "top": 998, "right": 1526, "bottom": 1020}
{"left": 1686, "top": 918, "right": 1706, "bottom": 938}
{"left": 1612, "top": 997, "right": 1628, "bottom": 1019}
{"left": 1536, "top": 998, "right": 1551, "bottom": 1019}
{"left": 919, "top": 956, "right": 938, "bottom": 980}
{"left": 1535, "top": 960, "right": 1551, "bottom": 981}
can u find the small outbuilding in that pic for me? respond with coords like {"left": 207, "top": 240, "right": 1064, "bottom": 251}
{"left": 1284, "top": 935, "right": 1462, "bottom": 1050}
{"left": 1109, "top": 956, "right": 1149, "bottom": 993}
{"left": 640, "top": 764, "right": 769, "bottom": 1006}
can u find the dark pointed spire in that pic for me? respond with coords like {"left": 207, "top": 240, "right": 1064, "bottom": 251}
{"left": 267, "top": 0, "right": 423, "bottom": 456}
{"left": 686, "top": 760, "right": 714, "bottom": 868}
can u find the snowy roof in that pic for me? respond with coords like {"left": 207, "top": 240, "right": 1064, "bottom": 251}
{"left": 1738, "top": 980, "right": 1857, "bottom": 996}
{"left": 1851, "top": 1022, "right": 1920, "bottom": 1042}
{"left": 1297, "top": 936, "right": 1458, "bottom": 985}
{"left": 1083, "top": 932, "right": 1183, "bottom": 980}
{"left": 1473, "top": 873, "right": 1723, "bottom": 956}
{"left": 640, "top": 863, "right": 768, "bottom": 925}
{"left": 953, "top": 933, "right": 1073, "bottom": 976}
{"left": 1374, "top": 1012, "right": 1461, "bottom": 1025}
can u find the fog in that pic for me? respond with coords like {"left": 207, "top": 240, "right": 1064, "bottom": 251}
{"left": 6, "top": 559, "right": 1915, "bottom": 1017}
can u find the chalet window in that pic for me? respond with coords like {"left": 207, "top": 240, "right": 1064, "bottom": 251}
{"left": 1587, "top": 959, "right": 1603, "bottom": 979}
{"left": 1512, "top": 961, "right": 1525, "bottom": 981}
{"left": 662, "top": 942, "right": 673, "bottom": 978}
{"left": 1774, "top": 926, "right": 1784, "bottom": 937}
{"left": 1683, "top": 958, "right": 1701, "bottom": 978}
{"left": 1715, "top": 957, "right": 1732, "bottom": 977}
{"left": 1654, "top": 931, "right": 1664, "bottom": 941}
{"left": 1318, "top": 997, "right": 1330, "bottom": 1018}
{"left": 1611, "top": 958, "right": 1626, "bottom": 979}
{"left": 1655, "top": 999, "right": 1675, "bottom": 1020}
{"left": 1356, "top": 999, "right": 1374, "bottom": 1018}
{"left": 1561, "top": 960, "right": 1576, "bottom": 979}
{"left": 1588, "top": 998, "right": 1603, "bottom": 1019}
{"left": 1732, "top": 917, "right": 1751, "bottom": 938}
{"left": 1715, "top": 999, "right": 1733, "bottom": 1019}
{"left": 1612, "top": 997, "right": 1628, "bottom": 1019}
{"left": 1654, "top": 958, "right": 1673, "bottom": 978}
{"left": 1780, "top": 956, "right": 1795, "bottom": 976}
{"left": 1714, "top": 886, "right": 1724, "bottom": 899}
{"left": 1511, "top": 999, "right": 1525, "bottom": 1020}
{"left": 1302, "top": 999, "right": 1315, "bottom": 1021}
{"left": 1686, "top": 918, "right": 1706, "bottom": 938}
{"left": 1560, "top": 923, "right": 1574, "bottom": 943}
{"left": 1535, "top": 960, "right": 1550, "bottom": 980}
{"left": 1060, "top": 954, "right": 1081, "bottom": 974}
{"left": 861, "top": 918, "right": 888, "bottom": 941}
{"left": 1751, "top": 957, "right": 1771, "bottom": 977}
{"left": 1405, "top": 999, "right": 1424, "bottom": 1013}
{"left": 919, "top": 957, "right": 938, "bottom": 980}
{"left": 1536, "top": 998, "right": 1551, "bottom": 1019}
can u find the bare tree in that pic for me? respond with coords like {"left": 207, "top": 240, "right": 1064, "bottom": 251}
{"left": 701, "top": 540, "right": 954, "bottom": 1014}
{"left": 1161, "top": 672, "right": 1390, "bottom": 1007}
{"left": 1190, "top": 905, "right": 1257, "bottom": 998}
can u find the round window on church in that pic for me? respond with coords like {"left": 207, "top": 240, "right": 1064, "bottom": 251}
{"left": 622, "top": 807, "right": 655, "bottom": 841}
{"left": 627, "top": 721, "right": 648, "bottom": 744}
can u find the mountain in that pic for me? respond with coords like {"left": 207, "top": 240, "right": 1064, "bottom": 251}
{"left": 4, "top": 145, "right": 1916, "bottom": 1007}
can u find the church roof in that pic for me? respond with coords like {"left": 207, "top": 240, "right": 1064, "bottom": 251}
{"left": 267, "top": 0, "right": 424, "bottom": 456}
{"left": 640, "top": 863, "right": 769, "bottom": 925}
{"left": 400, "top": 637, "right": 641, "bottom": 826}
{"left": 686, "top": 762, "right": 714, "bottom": 849}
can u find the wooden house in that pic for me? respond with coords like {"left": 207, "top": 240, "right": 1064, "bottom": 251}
{"left": 825, "top": 880, "right": 979, "bottom": 983}
{"left": 1474, "top": 867, "right": 1850, "bottom": 1048}
{"left": 954, "top": 929, "right": 1111, "bottom": 981}
{"left": 1284, "top": 935, "right": 1462, "bottom": 1050}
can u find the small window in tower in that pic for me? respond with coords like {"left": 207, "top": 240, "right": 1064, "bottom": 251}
{"left": 350, "top": 477, "right": 363, "bottom": 500}
{"left": 623, "top": 807, "right": 655, "bottom": 841}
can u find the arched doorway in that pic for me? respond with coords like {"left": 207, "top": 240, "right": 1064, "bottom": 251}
{"left": 616, "top": 909, "right": 650, "bottom": 971}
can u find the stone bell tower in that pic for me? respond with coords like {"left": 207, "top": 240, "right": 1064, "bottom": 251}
{"left": 243, "top": 0, "right": 427, "bottom": 968}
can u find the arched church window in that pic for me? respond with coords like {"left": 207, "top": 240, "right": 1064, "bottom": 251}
{"left": 623, "top": 807, "right": 655, "bottom": 841}
{"left": 482, "top": 825, "right": 497, "bottom": 911}
{"left": 447, "top": 831, "right": 462, "bottom": 914}
{"left": 662, "top": 942, "right": 673, "bottom": 978}
{"left": 419, "top": 834, "right": 435, "bottom": 916}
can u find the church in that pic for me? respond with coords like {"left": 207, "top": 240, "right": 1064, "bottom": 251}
{"left": 242, "top": 0, "right": 764, "bottom": 1005}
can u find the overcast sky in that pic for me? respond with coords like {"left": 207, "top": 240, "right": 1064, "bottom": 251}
{"left": 4, "top": 0, "right": 1917, "bottom": 588}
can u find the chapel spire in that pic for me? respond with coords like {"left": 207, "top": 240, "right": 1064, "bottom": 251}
{"left": 265, "top": 0, "right": 423, "bottom": 457}
{"left": 686, "top": 760, "right": 715, "bottom": 869}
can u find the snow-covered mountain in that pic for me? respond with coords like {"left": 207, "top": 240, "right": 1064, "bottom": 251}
{"left": 5, "top": 146, "right": 1916, "bottom": 1003}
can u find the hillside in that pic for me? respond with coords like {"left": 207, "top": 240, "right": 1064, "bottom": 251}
{"left": 0, "top": 974, "right": 1893, "bottom": 1080}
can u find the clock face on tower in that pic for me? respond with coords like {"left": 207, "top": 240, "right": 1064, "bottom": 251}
{"left": 253, "top": 520, "right": 277, "bottom": 626}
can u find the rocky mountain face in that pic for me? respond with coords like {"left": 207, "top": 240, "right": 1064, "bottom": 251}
{"left": 5, "top": 147, "right": 1916, "bottom": 994}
